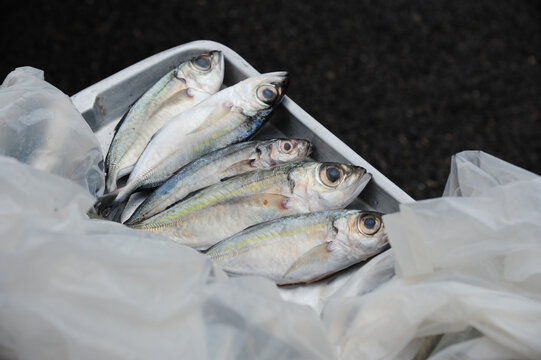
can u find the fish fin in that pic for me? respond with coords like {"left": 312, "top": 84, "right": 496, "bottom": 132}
{"left": 184, "top": 104, "right": 234, "bottom": 135}
{"left": 106, "top": 164, "right": 134, "bottom": 193}
{"left": 282, "top": 242, "right": 335, "bottom": 283}
{"left": 86, "top": 207, "right": 108, "bottom": 220}
{"left": 94, "top": 190, "right": 127, "bottom": 222}
{"left": 153, "top": 88, "right": 189, "bottom": 112}
{"left": 147, "top": 127, "right": 162, "bottom": 145}
{"left": 105, "top": 171, "right": 119, "bottom": 193}
{"left": 219, "top": 174, "right": 236, "bottom": 182}
{"left": 110, "top": 200, "right": 128, "bottom": 223}
{"left": 123, "top": 213, "right": 139, "bottom": 225}
{"left": 218, "top": 160, "right": 254, "bottom": 181}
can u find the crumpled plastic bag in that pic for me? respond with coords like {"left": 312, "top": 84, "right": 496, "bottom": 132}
{"left": 322, "top": 151, "right": 541, "bottom": 359}
{"left": 0, "top": 156, "right": 335, "bottom": 360}
{"left": 0, "top": 67, "right": 104, "bottom": 195}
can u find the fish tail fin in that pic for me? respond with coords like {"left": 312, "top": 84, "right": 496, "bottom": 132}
{"left": 94, "top": 190, "right": 126, "bottom": 222}
{"left": 106, "top": 169, "right": 119, "bottom": 193}
{"left": 114, "top": 180, "right": 140, "bottom": 204}
{"left": 123, "top": 211, "right": 141, "bottom": 225}
{"left": 109, "top": 201, "right": 128, "bottom": 223}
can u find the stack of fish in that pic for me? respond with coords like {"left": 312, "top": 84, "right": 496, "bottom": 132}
{"left": 96, "top": 50, "right": 389, "bottom": 285}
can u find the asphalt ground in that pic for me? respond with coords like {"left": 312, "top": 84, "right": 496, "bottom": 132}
{"left": 2, "top": 0, "right": 540, "bottom": 199}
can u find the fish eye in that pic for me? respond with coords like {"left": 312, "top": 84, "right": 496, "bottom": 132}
{"left": 319, "top": 164, "right": 344, "bottom": 187}
{"left": 280, "top": 140, "right": 294, "bottom": 153}
{"left": 192, "top": 54, "right": 211, "bottom": 71}
{"left": 357, "top": 214, "right": 381, "bottom": 235}
{"left": 256, "top": 85, "right": 278, "bottom": 104}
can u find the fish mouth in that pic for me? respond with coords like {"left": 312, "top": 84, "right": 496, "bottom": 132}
{"left": 356, "top": 172, "right": 372, "bottom": 189}
{"left": 344, "top": 166, "right": 370, "bottom": 188}
{"left": 378, "top": 234, "right": 391, "bottom": 251}
{"left": 276, "top": 72, "right": 289, "bottom": 96}
{"left": 209, "top": 50, "right": 224, "bottom": 72}
{"left": 257, "top": 71, "right": 289, "bottom": 97}
{"left": 296, "top": 139, "right": 312, "bottom": 158}
{"left": 305, "top": 141, "right": 313, "bottom": 157}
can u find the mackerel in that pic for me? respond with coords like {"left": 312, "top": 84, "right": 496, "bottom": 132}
{"left": 207, "top": 210, "right": 388, "bottom": 285}
{"left": 125, "top": 138, "right": 312, "bottom": 224}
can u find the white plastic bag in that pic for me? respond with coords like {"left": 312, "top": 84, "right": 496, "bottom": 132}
{"left": 322, "top": 151, "right": 541, "bottom": 359}
{"left": 0, "top": 67, "right": 104, "bottom": 195}
{"left": 2, "top": 77, "right": 540, "bottom": 360}
{"left": 0, "top": 156, "right": 335, "bottom": 360}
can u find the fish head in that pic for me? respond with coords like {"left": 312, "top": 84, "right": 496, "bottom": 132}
{"left": 290, "top": 162, "right": 371, "bottom": 210}
{"left": 232, "top": 72, "right": 289, "bottom": 116}
{"left": 333, "top": 210, "right": 388, "bottom": 257}
{"left": 177, "top": 50, "right": 224, "bottom": 93}
{"left": 255, "top": 139, "right": 312, "bottom": 167}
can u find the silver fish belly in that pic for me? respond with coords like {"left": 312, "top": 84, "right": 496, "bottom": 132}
{"left": 207, "top": 210, "right": 389, "bottom": 285}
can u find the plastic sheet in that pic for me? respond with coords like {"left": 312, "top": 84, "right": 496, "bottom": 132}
{"left": 0, "top": 67, "right": 104, "bottom": 195}
{"left": 0, "top": 157, "right": 335, "bottom": 360}
{"left": 322, "top": 151, "right": 541, "bottom": 359}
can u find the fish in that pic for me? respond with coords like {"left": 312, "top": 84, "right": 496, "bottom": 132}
{"left": 130, "top": 162, "right": 371, "bottom": 249}
{"left": 206, "top": 209, "right": 389, "bottom": 285}
{"left": 105, "top": 50, "right": 225, "bottom": 192}
{"left": 124, "top": 138, "right": 312, "bottom": 225}
{"left": 109, "top": 71, "right": 289, "bottom": 207}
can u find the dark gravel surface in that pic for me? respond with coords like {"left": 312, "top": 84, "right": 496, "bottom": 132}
{"left": 3, "top": 1, "right": 540, "bottom": 199}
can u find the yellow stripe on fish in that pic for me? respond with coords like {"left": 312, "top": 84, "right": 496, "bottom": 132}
{"left": 211, "top": 223, "right": 326, "bottom": 258}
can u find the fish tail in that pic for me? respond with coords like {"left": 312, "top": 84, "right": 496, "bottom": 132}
{"left": 94, "top": 190, "right": 126, "bottom": 222}
{"left": 123, "top": 210, "right": 142, "bottom": 225}
{"left": 109, "top": 201, "right": 128, "bottom": 223}
{"left": 114, "top": 179, "right": 141, "bottom": 204}
{"left": 106, "top": 169, "right": 119, "bottom": 193}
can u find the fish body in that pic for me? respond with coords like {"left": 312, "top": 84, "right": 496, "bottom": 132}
{"left": 105, "top": 51, "right": 224, "bottom": 192}
{"left": 113, "top": 72, "right": 289, "bottom": 204}
{"left": 124, "top": 138, "right": 312, "bottom": 224}
{"left": 207, "top": 210, "right": 388, "bottom": 285}
{"left": 130, "top": 162, "right": 371, "bottom": 249}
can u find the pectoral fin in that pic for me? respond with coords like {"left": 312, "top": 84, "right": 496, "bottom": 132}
{"left": 185, "top": 104, "right": 234, "bottom": 135}
{"left": 282, "top": 242, "right": 335, "bottom": 283}
{"left": 219, "top": 160, "right": 254, "bottom": 181}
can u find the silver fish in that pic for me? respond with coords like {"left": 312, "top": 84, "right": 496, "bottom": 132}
{"left": 124, "top": 138, "right": 312, "bottom": 224}
{"left": 112, "top": 72, "right": 289, "bottom": 205}
{"left": 105, "top": 51, "right": 224, "bottom": 192}
{"left": 206, "top": 210, "right": 388, "bottom": 285}
{"left": 130, "top": 162, "right": 371, "bottom": 249}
